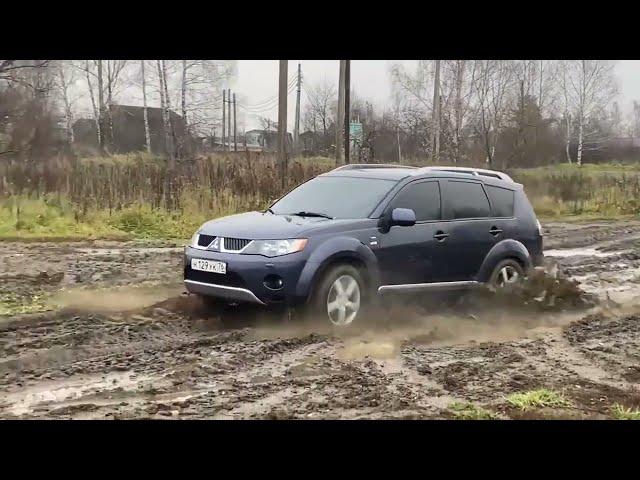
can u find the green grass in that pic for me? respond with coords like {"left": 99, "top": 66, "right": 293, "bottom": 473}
{"left": 611, "top": 404, "right": 640, "bottom": 420}
{"left": 0, "top": 292, "right": 52, "bottom": 316}
{"left": 506, "top": 389, "right": 571, "bottom": 411}
{"left": 0, "top": 194, "right": 242, "bottom": 241}
{"left": 448, "top": 402, "right": 499, "bottom": 420}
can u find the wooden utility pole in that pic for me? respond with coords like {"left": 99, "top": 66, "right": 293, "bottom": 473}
{"left": 222, "top": 89, "right": 226, "bottom": 151}
{"left": 294, "top": 63, "right": 301, "bottom": 156}
{"left": 336, "top": 60, "right": 346, "bottom": 165}
{"left": 227, "top": 89, "right": 232, "bottom": 153}
{"left": 233, "top": 92, "right": 237, "bottom": 152}
{"left": 344, "top": 60, "right": 351, "bottom": 164}
{"left": 277, "top": 60, "right": 288, "bottom": 189}
{"left": 432, "top": 59, "right": 441, "bottom": 163}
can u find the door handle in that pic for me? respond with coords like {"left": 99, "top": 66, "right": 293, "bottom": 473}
{"left": 489, "top": 226, "right": 503, "bottom": 236}
{"left": 434, "top": 231, "right": 449, "bottom": 241}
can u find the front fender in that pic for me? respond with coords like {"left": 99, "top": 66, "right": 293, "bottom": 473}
{"left": 295, "top": 236, "right": 380, "bottom": 300}
{"left": 476, "top": 239, "right": 532, "bottom": 283}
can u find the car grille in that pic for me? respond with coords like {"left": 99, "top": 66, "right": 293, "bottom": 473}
{"left": 184, "top": 266, "right": 247, "bottom": 288}
{"left": 224, "top": 238, "right": 252, "bottom": 251}
{"left": 197, "top": 234, "right": 216, "bottom": 247}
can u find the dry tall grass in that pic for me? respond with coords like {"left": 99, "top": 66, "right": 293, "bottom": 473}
{"left": 1, "top": 154, "right": 638, "bottom": 239}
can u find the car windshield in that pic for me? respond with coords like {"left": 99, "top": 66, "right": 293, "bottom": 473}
{"left": 270, "top": 176, "right": 397, "bottom": 219}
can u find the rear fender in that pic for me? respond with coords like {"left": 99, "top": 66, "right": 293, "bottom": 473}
{"left": 476, "top": 239, "right": 532, "bottom": 283}
{"left": 295, "top": 237, "right": 379, "bottom": 301}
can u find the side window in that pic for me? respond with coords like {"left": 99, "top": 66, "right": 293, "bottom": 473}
{"left": 390, "top": 181, "right": 441, "bottom": 221}
{"left": 443, "top": 181, "right": 490, "bottom": 219}
{"left": 485, "top": 185, "right": 515, "bottom": 218}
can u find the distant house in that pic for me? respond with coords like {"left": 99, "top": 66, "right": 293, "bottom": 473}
{"left": 299, "top": 131, "right": 320, "bottom": 154}
{"left": 610, "top": 136, "right": 640, "bottom": 149}
{"left": 245, "top": 129, "right": 293, "bottom": 153}
{"left": 198, "top": 136, "right": 263, "bottom": 152}
{"left": 72, "top": 104, "right": 188, "bottom": 157}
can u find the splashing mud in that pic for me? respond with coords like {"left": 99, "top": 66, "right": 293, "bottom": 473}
{"left": 50, "top": 286, "right": 181, "bottom": 313}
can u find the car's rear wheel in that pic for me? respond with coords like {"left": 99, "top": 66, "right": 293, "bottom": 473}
{"left": 311, "top": 264, "right": 366, "bottom": 327}
{"left": 489, "top": 259, "right": 525, "bottom": 289}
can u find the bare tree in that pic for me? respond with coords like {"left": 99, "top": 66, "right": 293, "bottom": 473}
{"left": 81, "top": 60, "right": 101, "bottom": 148}
{"left": 157, "top": 60, "right": 175, "bottom": 165}
{"left": 471, "top": 60, "right": 515, "bottom": 167}
{"left": 303, "top": 79, "right": 337, "bottom": 151}
{"left": 53, "top": 61, "right": 77, "bottom": 145}
{"left": 140, "top": 60, "right": 151, "bottom": 154}
{"left": 439, "top": 60, "right": 476, "bottom": 163}
{"left": 558, "top": 60, "right": 617, "bottom": 165}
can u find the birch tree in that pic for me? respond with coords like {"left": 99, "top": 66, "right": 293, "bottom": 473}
{"left": 471, "top": 60, "right": 515, "bottom": 167}
{"left": 53, "top": 60, "right": 77, "bottom": 145}
{"left": 559, "top": 60, "right": 617, "bottom": 165}
{"left": 157, "top": 60, "right": 175, "bottom": 165}
{"left": 140, "top": 60, "right": 151, "bottom": 153}
{"left": 439, "top": 60, "right": 476, "bottom": 163}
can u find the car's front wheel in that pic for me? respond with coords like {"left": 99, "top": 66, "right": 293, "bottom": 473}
{"left": 311, "top": 264, "right": 365, "bottom": 327}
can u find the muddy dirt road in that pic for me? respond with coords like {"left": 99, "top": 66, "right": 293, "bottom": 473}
{"left": 1, "top": 220, "right": 640, "bottom": 419}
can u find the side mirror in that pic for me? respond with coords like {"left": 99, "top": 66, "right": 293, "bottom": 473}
{"left": 390, "top": 208, "right": 416, "bottom": 227}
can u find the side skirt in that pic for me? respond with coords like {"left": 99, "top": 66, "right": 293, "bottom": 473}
{"left": 378, "top": 281, "right": 481, "bottom": 294}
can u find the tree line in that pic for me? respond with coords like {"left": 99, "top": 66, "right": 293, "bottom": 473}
{"left": 0, "top": 60, "right": 236, "bottom": 163}
{"left": 2, "top": 60, "right": 639, "bottom": 168}
{"left": 302, "top": 60, "right": 638, "bottom": 167}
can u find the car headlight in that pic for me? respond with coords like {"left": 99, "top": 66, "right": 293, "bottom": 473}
{"left": 189, "top": 231, "right": 200, "bottom": 248}
{"left": 242, "top": 239, "right": 307, "bottom": 257}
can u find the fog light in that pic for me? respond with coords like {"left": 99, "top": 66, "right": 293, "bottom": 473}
{"left": 264, "top": 274, "right": 284, "bottom": 291}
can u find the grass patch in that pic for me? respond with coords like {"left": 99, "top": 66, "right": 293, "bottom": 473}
{"left": 0, "top": 193, "right": 237, "bottom": 241}
{"left": 448, "top": 402, "right": 499, "bottom": 420}
{"left": 506, "top": 389, "right": 571, "bottom": 411}
{"left": 0, "top": 292, "right": 52, "bottom": 316}
{"left": 611, "top": 404, "right": 640, "bottom": 420}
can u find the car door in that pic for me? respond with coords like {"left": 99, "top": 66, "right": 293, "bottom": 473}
{"left": 484, "top": 183, "right": 518, "bottom": 241}
{"left": 374, "top": 180, "right": 447, "bottom": 285}
{"left": 440, "top": 179, "right": 496, "bottom": 281}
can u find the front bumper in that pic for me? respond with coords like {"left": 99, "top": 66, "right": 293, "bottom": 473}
{"left": 184, "top": 279, "right": 266, "bottom": 305}
{"left": 183, "top": 246, "right": 308, "bottom": 305}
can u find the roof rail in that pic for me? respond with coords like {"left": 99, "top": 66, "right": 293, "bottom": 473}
{"left": 332, "top": 163, "right": 418, "bottom": 171}
{"left": 417, "top": 166, "right": 513, "bottom": 182}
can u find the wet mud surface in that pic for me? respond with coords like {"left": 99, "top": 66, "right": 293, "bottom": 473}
{"left": 1, "top": 222, "right": 640, "bottom": 419}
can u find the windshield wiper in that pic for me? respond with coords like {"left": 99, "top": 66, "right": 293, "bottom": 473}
{"left": 265, "top": 208, "right": 275, "bottom": 214}
{"left": 288, "top": 211, "right": 334, "bottom": 219}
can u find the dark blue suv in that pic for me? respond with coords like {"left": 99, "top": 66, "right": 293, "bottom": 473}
{"left": 184, "top": 164, "right": 544, "bottom": 326}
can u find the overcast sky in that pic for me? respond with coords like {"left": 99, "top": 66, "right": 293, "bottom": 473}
{"left": 232, "top": 60, "right": 640, "bottom": 131}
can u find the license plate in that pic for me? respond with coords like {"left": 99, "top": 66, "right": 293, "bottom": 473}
{"left": 191, "top": 258, "right": 227, "bottom": 274}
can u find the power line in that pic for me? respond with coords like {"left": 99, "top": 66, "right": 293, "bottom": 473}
{"left": 237, "top": 82, "right": 297, "bottom": 113}
{"left": 236, "top": 77, "right": 297, "bottom": 111}
{"left": 235, "top": 76, "right": 297, "bottom": 109}
{"left": 238, "top": 81, "right": 297, "bottom": 110}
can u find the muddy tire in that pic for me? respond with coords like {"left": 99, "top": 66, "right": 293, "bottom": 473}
{"left": 309, "top": 264, "right": 367, "bottom": 327}
{"left": 489, "top": 259, "right": 525, "bottom": 289}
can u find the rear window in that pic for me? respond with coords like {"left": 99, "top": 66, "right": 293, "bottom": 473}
{"left": 389, "top": 181, "right": 441, "bottom": 221}
{"left": 485, "top": 185, "right": 515, "bottom": 217}
{"left": 443, "top": 181, "right": 490, "bottom": 219}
